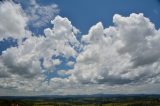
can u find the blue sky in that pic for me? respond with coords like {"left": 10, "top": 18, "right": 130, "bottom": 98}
{"left": 0, "top": 0, "right": 160, "bottom": 95}
{"left": 38, "top": 0, "right": 160, "bottom": 33}
{"left": 16, "top": 0, "right": 160, "bottom": 34}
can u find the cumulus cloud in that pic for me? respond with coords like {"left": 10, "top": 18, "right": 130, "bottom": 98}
{"left": 0, "top": 1, "right": 28, "bottom": 41}
{"left": 70, "top": 13, "right": 160, "bottom": 86}
{"left": 0, "top": 1, "right": 160, "bottom": 95}
{"left": 0, "top": 14, "right": 80, "bottom": 92}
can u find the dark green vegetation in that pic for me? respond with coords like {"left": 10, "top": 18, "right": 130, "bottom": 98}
{"left": 0, "top": 94, "right": 160, "bottom": 106}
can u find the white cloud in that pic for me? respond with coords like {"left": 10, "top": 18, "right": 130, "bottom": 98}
{"left": 70, "top": 13, "right": 160, "bottom": 86}
{"left": 0, "top": 1, "right": 28, "bottom": 41}
{"left": 26, "top": 0, "right": 59, "bottom": 28}
{"left": 66, "top": 61, "right": 75, "bottom": 66}
{"left": 1, "top": 3, "right": 160, "bottom": 95}
{"left": 0, "top": 15, "right": 80, "bottom": 93}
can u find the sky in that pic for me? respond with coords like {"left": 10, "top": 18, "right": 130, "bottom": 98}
{"left": 0, "top": 0, "right": 160, "bottom": 96}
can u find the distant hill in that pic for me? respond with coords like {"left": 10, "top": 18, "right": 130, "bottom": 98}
{"left": 0, "top": 94, "right": 160, "bottom": 100}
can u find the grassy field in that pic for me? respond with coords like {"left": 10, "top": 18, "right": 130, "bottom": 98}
{"left": 0, "top": 95, "right": 160, "bottom": 106}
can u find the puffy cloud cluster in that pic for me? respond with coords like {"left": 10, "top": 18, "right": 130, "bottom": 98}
{"left": 70, "top": 13, "right": 160, "bottom": 85}
{"left": 0, "top": 14, "right": 79, "bottom": 92}
{"left": 1, "top": 0, "right": 160, "bottom": 95}
{"left": 0, "top": 1, "right": 27, "bottom": 41}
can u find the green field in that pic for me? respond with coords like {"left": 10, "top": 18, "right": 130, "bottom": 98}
{"left": 0, "top": 95, "right": 160, "bottom": 106}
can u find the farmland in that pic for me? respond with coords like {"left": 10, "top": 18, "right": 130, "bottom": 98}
{"left": 0, "top": 94, "right": 160, "bottom": 106}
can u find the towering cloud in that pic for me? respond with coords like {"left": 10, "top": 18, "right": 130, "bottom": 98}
{"left": 70, "top": 13, "right": 160, "bottom": 85}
